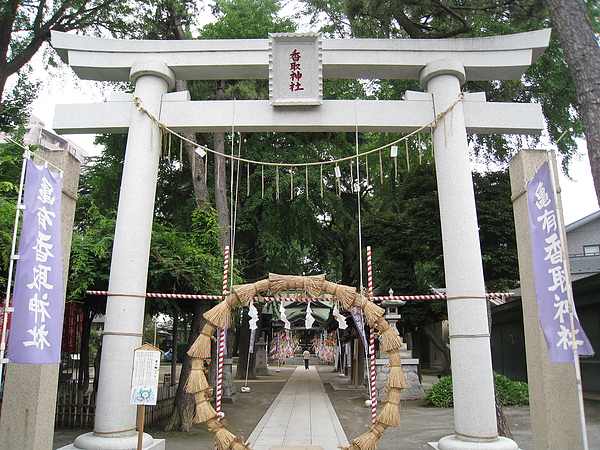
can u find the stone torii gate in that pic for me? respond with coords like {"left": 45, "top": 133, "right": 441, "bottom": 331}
{"left": 50, "top": 29, "right": 550, "bottom": 450}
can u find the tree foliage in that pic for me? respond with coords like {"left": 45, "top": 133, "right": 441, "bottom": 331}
{"left": 0, "top": 0, "right": 140, "bottom": 129}
{"left": 302, "top": 0, "right": 585, "bottom": 168}
{"left": 0, "top": 130, "right": 26, "bottom": 290}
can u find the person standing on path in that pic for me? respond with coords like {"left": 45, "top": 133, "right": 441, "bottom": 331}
{"left": 303, "top": 349, "right": 310, "bottom": 369}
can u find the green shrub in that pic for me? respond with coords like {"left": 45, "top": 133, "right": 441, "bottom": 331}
{"left": 422, "top": 375, "right": 454, "bottom": 407}
{"left": 493, "top": 373, "right": 529, "bottom": 406}
{"left": 422, "top": 373, "right": 529, "bottom": 407}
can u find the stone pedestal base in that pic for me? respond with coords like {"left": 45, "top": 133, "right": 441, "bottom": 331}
{"left": 59, "top": 432, "right": 165, "bottom": 449}
{"left": 429, "top": 435, "right": 518, "bottom": 449}
{"left": 223, "top": 358, "right": 237, "bottom": 399}
{"left": 372, "top": 358, "right": 425, "bottom": 400}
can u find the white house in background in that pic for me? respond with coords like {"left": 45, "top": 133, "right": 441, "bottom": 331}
{"left": 17, "top": 114, "right": 88, "bottom": 161}
{"left": 566, "top": 210, "right": 600, "bottom": 281}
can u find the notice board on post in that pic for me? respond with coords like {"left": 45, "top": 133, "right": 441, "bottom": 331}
{"left": 130, "top": 343, "right": 161, "bottom": 406}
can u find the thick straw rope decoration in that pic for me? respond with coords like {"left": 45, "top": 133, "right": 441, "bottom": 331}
{"left": 185, "top": 274, "right": 407, "bottom": 450}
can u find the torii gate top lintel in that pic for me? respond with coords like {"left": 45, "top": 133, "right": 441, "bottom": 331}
{"left": 51, "top": 28, "right": 551, "bottom": 83}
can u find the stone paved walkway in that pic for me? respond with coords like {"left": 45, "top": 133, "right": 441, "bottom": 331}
{"left": 247, "top": 366, "right": 349, "bottom": 449}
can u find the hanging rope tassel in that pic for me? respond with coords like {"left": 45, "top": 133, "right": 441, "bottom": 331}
{"left": 261, "top": 165, "right": 265, "bottom": 198}
{"left": 379, "top": 150, "right": 384, "bottom": 184}
{"left": 290, "top": 168, "right": 294, "bottom": 200}
{"left": 179, "top": 139, "right": 183, "bottom": 171}
{"left": 320, "top": 165, "right": 324, "bottom": 198}
{"left": 276, "top": 166, "right": 280, "bottom": 200}
{"left": 247, "top": 163, "right": 250, "bottom": 197}
{"left": 430, "top": 125, "right": 435, "bottom": 157}
{"left": 305, "top": 166, "right": 309, "bottom": 199}
{"left": 167, "top": 132, "right": 172, "bottom": 161}
{"left": 204, "top": 152, "right": 208, "bottom": 183}
{"left": 405, "top": 139, "right": 410, "bottom": 172}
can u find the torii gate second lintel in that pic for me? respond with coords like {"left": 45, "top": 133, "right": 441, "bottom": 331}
{"left": 53, "top": 91, "right": 544, "bottom": 135}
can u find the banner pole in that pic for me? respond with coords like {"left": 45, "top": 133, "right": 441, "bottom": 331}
{"left": 0, "top": 151, "right": 28, "bottom": 393}
{"left": 215, "top": 246, "right": 230, "bottom": 450}
{"left": 547, "top": 151, "right": 589, "bottom": 449}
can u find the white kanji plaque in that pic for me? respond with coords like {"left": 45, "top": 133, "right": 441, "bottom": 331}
{"left": 269, "top": 33, "right": 322, "bottom": 106}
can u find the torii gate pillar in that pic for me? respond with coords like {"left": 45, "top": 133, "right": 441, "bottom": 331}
{"left": 72, "top": 61, "right": 174, "bottom": 450}
{"left": 422, "top": 61, "right": 516, "bottom": 449}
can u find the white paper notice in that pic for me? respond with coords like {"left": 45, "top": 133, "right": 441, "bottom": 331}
{"left": 130, "top": 349, "right": 161, "bottom": 405}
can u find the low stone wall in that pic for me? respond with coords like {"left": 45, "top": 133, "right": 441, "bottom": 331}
{"left": 372, "top": 358, "right": 425, "bottom": 400}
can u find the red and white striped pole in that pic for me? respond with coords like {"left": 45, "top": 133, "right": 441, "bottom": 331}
{"left": 366, "top": 246, "right": 377, "bottom": 425}
{"left": 215, "top": 246, "right": 230, "bottom": 420}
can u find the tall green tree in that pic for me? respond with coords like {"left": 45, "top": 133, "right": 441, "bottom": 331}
{"left": 0, "top": 0, "right": 138, "bottom": 130}
{"left": 544, "top": 0, "right": 600, "bottom": 206}
{"left": 474, "top": 170, "right": 519, "bottom": 292}
{"left": 0, "top": 134, "right": 24, "bottom": 290}
{"left": 363, "top": 163, "right": 519, "bottom": 373}
{"left": 302, "top": 0, "right": 584, "bottom": 167}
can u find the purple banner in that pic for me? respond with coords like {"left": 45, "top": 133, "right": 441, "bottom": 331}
{"left": 350, "top": 307, "right": 369, "bottom": 352}
{"left": 527, "top": 162, "right": 594, "bottom": 363}
{"left": 7, "top": 159, "right": 64, "bottom": 364}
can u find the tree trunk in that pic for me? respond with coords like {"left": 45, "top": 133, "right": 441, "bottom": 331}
{"left": 165, "top": 300, "right": 211, "bottom": 432}
{"left": 77, "top": 305, "right": 93, "bottom": 404}
{"left": 214, "top": 80, "right": 230, "bottom": 250}
{"left": 234, "top": 307, "right": 257, "bottom": 380}
{"left": 170, "top": 308, "right": 178, "bottom": 385}
{"left": 174, "top": 82, "right": 212, "bottom": 211}
{"left": 420, "top": 323, "right": 451, "bottom": 375}
{"left": 169, "top": 21, "right": 212, "bottom": 213}
{"left": 544, "top": 0, "right": 600, "bottom": 206}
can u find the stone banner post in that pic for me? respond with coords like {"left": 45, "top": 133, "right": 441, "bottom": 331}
{"left": 509, "top": 149, "right": 585, "bottom": 449}
{"left": 0, "top": 149, "right": 80, "bottom": 449}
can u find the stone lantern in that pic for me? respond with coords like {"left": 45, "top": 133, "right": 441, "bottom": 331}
{"left": 381, "top": 289, "right": 405, "bottom": 354}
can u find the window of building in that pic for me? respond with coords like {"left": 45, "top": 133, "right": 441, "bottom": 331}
{"left": 583, "top": 245, "right": 600, "bottom": 256}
